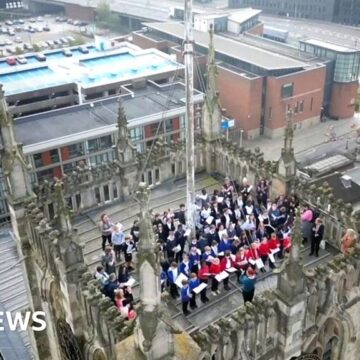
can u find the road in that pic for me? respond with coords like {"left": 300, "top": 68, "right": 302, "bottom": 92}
{"left": 261, "top": 14, "right": 360, "bottom": 49}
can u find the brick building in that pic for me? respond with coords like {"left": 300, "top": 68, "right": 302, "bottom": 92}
{"left": 133, "top": 22, "right": 326, "bottom": 138}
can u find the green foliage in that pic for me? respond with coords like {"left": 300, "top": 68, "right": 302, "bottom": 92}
{"left": 32, "top": 44, "right": 41, "bottom": 52}
{"left": 15, "top": 47, "right": 23, "bottom": 55}
{"left": 96, "top": 0, "right": 111, "bottom": 22}
{"left": 95, "top": 0, "right": 121, "bottom": 32}
{"left": 68, "top": 35, "right": 85, "bottom": 46}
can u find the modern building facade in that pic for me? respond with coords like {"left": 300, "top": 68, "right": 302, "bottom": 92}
{"left": 0, "top": 80, "right": 203, "bottom": 222}
{"left": 229, "top": 0, "right": 360, "bottom": 25}
{"left": 299, "top": 39, "right": 360, "bottom": 119}
{"left": 0, "top": 43, "right": 183, "bottom": 117}
{"left": 134, "top": 22, "right": 326, "bottom": 138}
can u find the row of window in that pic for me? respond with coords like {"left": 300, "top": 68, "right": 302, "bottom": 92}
{"left": 268, "top": 98, "right": 311, "bottom": 120}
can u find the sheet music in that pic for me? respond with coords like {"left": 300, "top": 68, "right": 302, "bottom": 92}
{"left": 193, "top": 282, "right": 208, "bottom": 294}
{"left": 175, "top": 273, "right": 188, "bottom": 288}
{"left": 225, "top": 267, "right": 237, "bottom": 273}
{"left": 215, "top": 271, "right": 229, "bottom": 282}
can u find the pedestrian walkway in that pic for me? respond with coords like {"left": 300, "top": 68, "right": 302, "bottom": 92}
{"left": 242, "top": 113, "right": 360, "bottom": 161}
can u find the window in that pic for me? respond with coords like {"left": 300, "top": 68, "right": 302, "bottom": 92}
{"left": 299, "top": 100, "right": 304, "bottom": 112}
{"left": 95, "top": 187, "right": 101, "bottom": 204}
{"left": 310, "top": 97, "right": 313, "bottom": 111}
{"left": 48, "top": 203, "right": 54, "bottom": 220}
{"left": 281, "top": 83, "right": 293, "bottom": 98}
{"left": 294, "top": 101, "right": 299, "bottom": 114}
{"left": 165, "top": 118, "right": 174, "bottom": 132}
{"left": 148, "top": 170, "right": 153, "bottom": 185}
{"left": 37, "top": 168, "right": 54, "bottom": 182}
{"left": 0, "top": 199, "right": 8, "bottom": 215}
{"left": 76, "top": 194, "right": 81, "bottom": 209}
{"left": 130, "top": 127, "right": 143, "bottom": 141}
{"left": 87, "top": 135, "right": 113, "bottom": 153}
{"left": 155, "top": 168, "right": 160, "bottom": 183}
{"left": 104, "top": 185, "right": 110, "bottom": 201}
{"left": 171, "top": 163, "right": 176, "bottom": 176}
{"left": 33, "top": 153, "right": 43, "bottom": 168}
{"left": 66, "top": 143, "right": 84, "bottom": 159}
{"left": 113, "top": 183, "right": 118, "bottom": 199}
{"left": 50, "top": 149, "right": 60, "bottom": 163}
{"left": 268, "top": 107, "right": 272, "bottom": 119}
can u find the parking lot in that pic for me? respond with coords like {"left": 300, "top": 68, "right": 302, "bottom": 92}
{"left": 0, "top": 14, "right": 94, "bottom": 58}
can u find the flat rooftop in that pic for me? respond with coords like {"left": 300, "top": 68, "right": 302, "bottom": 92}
{"left": 14, "top": 82, "right": 203, "bottom": 153}
{"left": 228, "top": 8, "right": 262, "bottom": 24}
{"left": 0, "top": 46, "right": 182, "bottom": 96}
{"left": 145, "top": 22, "right": 307, "bottom": 71}
{"left": 301, "top": 38, "right": 359, "bottom": 53}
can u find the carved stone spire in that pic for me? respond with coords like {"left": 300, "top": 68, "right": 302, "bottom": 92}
{"left": 277, "top": 208, "right": 304, "bottom": 303}
{"left": 53, "top": 179, "right": 72, "bottom": 235}
{"left": 134, "top": 183, "right": 177, "bottom": 359}
{"left": 206, "top": 23, "right": 217, "bottom": 105}
{"left": 116, "top": 97, "right": 136, "bottom": 165}
{"left": 278, "top": 108, "right": 296, "bottom": 181}
{"left": 282, "top": 109, "right": 294, "bottom": 156}
{"left": 201, "top": 23, "right": 222, "bottom": 142}
{"left": 0, "top": 85, "right": 33, "bottom": 200}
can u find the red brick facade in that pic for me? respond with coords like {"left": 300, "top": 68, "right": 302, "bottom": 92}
{"left": 132, "top": 32, "right": 169, "bottom": 51}
{"left": 264, "top": 66, "right": 326, "bottom": 136}
{"left": 247, "top": 23, "right": 264, "bottom": 36}
{"left": 216, "top": 66, "right": 263, "bottom": 138}
{"left": 64, "top": 4, "right": 95, "bottom": 22}
{"left": 329, "top": 82, "right": 359, "bottom": 119}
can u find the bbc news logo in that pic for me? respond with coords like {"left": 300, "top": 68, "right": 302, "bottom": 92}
{"left": 0, "top": 311, "right": 46, "bottom": 331}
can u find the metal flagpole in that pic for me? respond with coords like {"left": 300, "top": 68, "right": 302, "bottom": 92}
{"left": 184, "top": 0, "right": 196, "bottom": 238}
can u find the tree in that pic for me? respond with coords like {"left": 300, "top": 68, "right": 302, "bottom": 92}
{"left": 15, "top": 47, "right": 23, "bottom": 55}
{"left": 96, "top": 0, "right": 111, "bottom": 23}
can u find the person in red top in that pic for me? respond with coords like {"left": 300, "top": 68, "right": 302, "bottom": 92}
{"left": 220, "top": 250, "right": 235, "bottom": 291}
{"left": 258, "top": 237, "right": 275, "bottom": 269}
{"left": 235, "top": 247, "right": 248, "bottom": 273}
{"left": 209, "top": 257, "right": 222, "bottom": 295}
{"left": 268, "top": 233, "right": 280, "bottom": 253}
{"left": 198, "top": 260, "right": 210, "bottom": 303}
{"left": 283, "top": 235, "right": 292, "bottom": 254}
{"left": 246, "top": 242, "right": 265, "bottom": 272}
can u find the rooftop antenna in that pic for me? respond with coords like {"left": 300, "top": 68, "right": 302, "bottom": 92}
{"left": 184, "top": 0, "right": 196, "bottom": 238}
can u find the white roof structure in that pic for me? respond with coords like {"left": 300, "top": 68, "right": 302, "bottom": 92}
{"left": 228, "top": 8, "right": 262, "bottom": 24}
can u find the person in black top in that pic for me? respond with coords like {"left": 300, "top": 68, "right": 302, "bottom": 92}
{"left": 310, "top": 218, "right": 325, "bottom": 257}
{"left": 130, "top": 220, "right": 140, "bottom": 244}
{"left": 177, "top": 204, "right": 186, "bottom": 225}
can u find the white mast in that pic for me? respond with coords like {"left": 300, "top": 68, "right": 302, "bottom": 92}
{"left": 184, "top": 0, "right": 196, "bottom": 238}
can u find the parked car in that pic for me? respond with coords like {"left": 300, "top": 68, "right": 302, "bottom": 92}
{"left": 14, "top": 36, "right": 22, "bottom": 43}
{"left": 40, "top": 41, "right": 49, "bottom": 49}
{"left": 1, "top": 27, "right": 9, "bottom": 34}
{"left": 5, "top": 39, "right": 13, "bottom": 45}
{"left": 8, "top": 30, "right": 15, "bottom": 36}
{"left": 36, "top": 16, "right": 44, "bottom": 22}
{"left": 46, "top": 40, "right": 54, "bottom": 47}
{"left": 23, "top": 43, "right": 33, "bottom": 51}
{"left": 16, "top": 55, "right": 27, "bottom": 64}
{"left": 66, "top": 35, "right": 75, "bottom": 42}
{"left": 62, "top": 48, "right": 72, "bottom": 57}
{"left": 67, "top": 19, "right": 74, "bottom": 24}
{"left": 35, "top": 53, "right": 46, "bottom": 61}
{"left": 6, "top": 56, "right": 16, "bottom": 65}
{"left": 5, "top": 20, "right": 13, "bottom": 26}
{"left": 78, "top": 21, "right": 88, "bottom": 27}
{"left": 79, "top": 45, "right": 89, "bottom": 54}
{"left": 29, "top": 18, "right": 36, "bottom": 23}
{"left": 56, "top": 17, "right": 67, "bottom": 23}
{"left": 33, "top": 26, "right": 42, "bottom": 32}
{"left": 14, "top": 26, "right": 23, "bottom": 32}
{"left": 59, "top": 37, "right": 69, "bottom": 44}
{"left": 26, "top": 26, "right": 35, "bottom": 33}
{"left": 54, "top": 39, "right": 61, "bottom": 45}
{"left": 43, "top": 24, "right": 50, "bottom": 31}
{"left": 6, "top": 48, "right": 14, "bottom": 54}
{"left": 0, "top": 40, "right": 5, "bottom": 47}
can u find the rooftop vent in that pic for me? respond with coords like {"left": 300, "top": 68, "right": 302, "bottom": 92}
{"left": 341, "top": 174, "right": 352, "bottom": 189}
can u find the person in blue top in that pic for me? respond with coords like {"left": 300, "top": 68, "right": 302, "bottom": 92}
{"left": 179, "top": 254, "right": 191, "bottom": 277}
{"left": 239, "top": 268, "right": 257, "bottom": 303}
{"left": 167, "top": 261, "right": 180, "bottom": 299}
{"left": 218, "top": 234, "right": 232, "bottom": 253}
{"left": 181, "top": 279, "right": 192, "bottom": 315}
{"left": 189, "top": 273, "right": 200, "bottom": 309}
{"left": 189, "top": 246, "right": 200, "bottom": 273}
